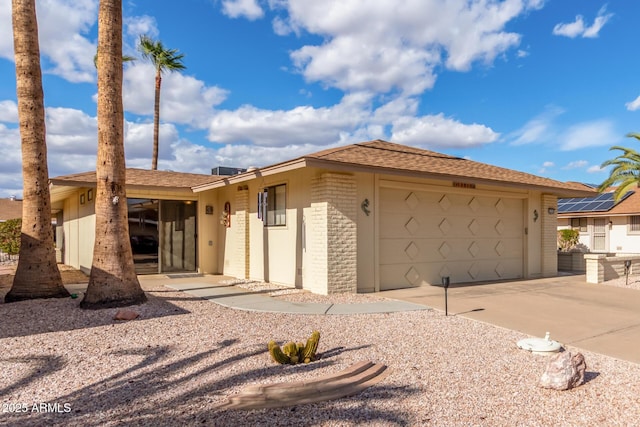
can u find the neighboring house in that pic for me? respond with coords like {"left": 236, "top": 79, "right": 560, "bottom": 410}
{"left": 0, "top": 196, "right": 22, "bottom": 222}
{"left": 50, "top": 140, "right": 594, "bottom": 294}
{"left": 558, "top": 186, "right": 640, "bottom": 254}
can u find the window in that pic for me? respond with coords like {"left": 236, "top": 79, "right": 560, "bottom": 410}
{"left": 260, "top": 184, "right": 286, "bottom": 226}
{"left": 630, "top": 216, "right": 640, "bottom": 233}
{"left": 570, "top": 217, "right": 587, "bottom": 232}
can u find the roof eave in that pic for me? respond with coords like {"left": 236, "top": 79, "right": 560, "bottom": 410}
{"left": 192, "top": 158, "right": 309, "bottom": 192}
{"left": 303, "top": 158, "right": 597, "bottom": 197}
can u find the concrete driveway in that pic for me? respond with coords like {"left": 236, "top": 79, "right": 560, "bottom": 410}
{"left": 380, "top": 274, "right": 640, "bottom": 364}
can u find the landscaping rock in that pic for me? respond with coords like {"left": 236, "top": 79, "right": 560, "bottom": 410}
{"left": 539, "top": 351, "right": 586, "bottom": 390}
{"left": 114, "top": 309, "right": 140, "bottom": 321}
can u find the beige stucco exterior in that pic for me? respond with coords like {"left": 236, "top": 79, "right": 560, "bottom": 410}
{"left": 53, "top": 187, "right": 200, "bottom": 275}
{"left": 50, "top": 153, "right": 573, "bottom": 294}
{"left": 200, "top": 167, "right": 561, "bottom": 294}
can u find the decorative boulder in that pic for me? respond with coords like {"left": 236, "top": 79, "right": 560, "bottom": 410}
{"left": 539, "top": 351, "right": 586, "bottom": 390}
{"left": 114, "top": 309, "right": 140, "bottom": 321}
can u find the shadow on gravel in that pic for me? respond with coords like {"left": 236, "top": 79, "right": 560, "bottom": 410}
{"left": 2, "top": 341, "right": 415, "bottom": 427}
{"left": 0, "top": 292, "right": 189, "bottom": 340}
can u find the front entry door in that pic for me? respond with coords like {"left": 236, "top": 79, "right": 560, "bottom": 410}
{"left": 593, "top": 218, "right": 607, "bottom": 252}
{"left": 159, "top": 200, "right": 197, "bottom": 273}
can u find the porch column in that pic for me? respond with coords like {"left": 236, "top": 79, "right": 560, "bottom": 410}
{"left": 309, "top": 172, "right": 357, "bottom": 294}
{"left": 541, "top": 194, "right": 558, "bottom": 277}
{"left": 234, "top": 186, "right": 250, "bottom": 279}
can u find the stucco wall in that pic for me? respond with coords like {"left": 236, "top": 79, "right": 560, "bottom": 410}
{"left": 61, "top": 189, "right": 96, "bottom": 273}
{"left": 541, "top": 194, "right": 558, "bottom": 276}
{"left": 59, "top": 187, "right": 200, "bottom": 274}
{"left": 208, "top": 168, "right": 558, "bottom": 293}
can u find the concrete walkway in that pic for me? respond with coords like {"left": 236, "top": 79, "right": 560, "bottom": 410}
{"left": 161, "top": 279, "right": 429, "bottom": 315}
{"left": 139, "top": 273, "right": 640, "bottom": 365}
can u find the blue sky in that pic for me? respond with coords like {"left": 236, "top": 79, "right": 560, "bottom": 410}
{"left": 1, "top": 0, "right": 639, "bottom": 198}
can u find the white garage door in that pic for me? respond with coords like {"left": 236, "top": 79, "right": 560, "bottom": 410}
{"left": 379, "top": 186, "right": 523, "bottom": 290}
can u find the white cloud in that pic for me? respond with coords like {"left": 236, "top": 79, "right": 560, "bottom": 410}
{"left": 391, "top": 114, "right": 499, "bottom": 148}
{"left": 509, "top": 106, "right": 564, "bottom": 145}
{"left": 222, "top": 0, "right": 264, "bottom": 20}
{"left": 538, "top": 161, "right": 554, "bottom": 174}
{"left": 125, "top": 15, "right": 159, "bottom": 39}
{"left": 553, "top": 6, "right": 613, "bottom": 39}
{"left": 558, "top": 120, "right": 619, "bottom": 151}
{"left": 625, "top": 95, "right": 640, "bottom": 111}
{"left": 563, "top": 160, "right": 588, "bottom": 170}
{"left": 278, "top": 0, "right": 543, "bottom": 96}
{"left": 206, "top": 99, "right": 369, "bottom": 147}
{"left": 123, "top": 63, "right": 229, "bottom": 127}
{"left": 0, "top": 0, "right": 98, "bottom": 83}
{"left": 587, "top": 165, "right": 606, "bottom": 174}
{"left": 0, "top": 100, "right": 18, "bottom": 123}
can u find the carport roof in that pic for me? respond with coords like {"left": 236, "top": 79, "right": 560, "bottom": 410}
{"left": 50, "top": 168, "right": 223, "bottom": 195}
{"left": 193, "top": 139, "right": 596, "bottom": 197}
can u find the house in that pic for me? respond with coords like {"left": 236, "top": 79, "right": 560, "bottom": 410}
{"left": 558, "top": 185, "right": 640, "bottom": 254}
{"left": 0, "top": 196, "right": 22, "bottom": 222}
{"left": 50, "top": 140, "right": 594, "bottom": 294}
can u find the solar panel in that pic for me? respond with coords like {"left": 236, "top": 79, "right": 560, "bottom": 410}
{"left": 557, "top": 191, "right": 634, "bottom": 213}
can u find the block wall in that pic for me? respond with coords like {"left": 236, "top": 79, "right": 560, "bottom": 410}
{"left": 541, "top": 194, "right": 558, "bottom": 277}
{"left": 308, "top": 173, "right": 357, "bottom": 294}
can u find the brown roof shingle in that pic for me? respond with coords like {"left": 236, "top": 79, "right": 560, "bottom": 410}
{"left": 0, "top": 198, "right": 22, "bottom": 221}
{"left": 306, "top": 140, "right": 594, "bottom": 195}
{"left": 50, "top": 168, "right": 223, "bottom": 189}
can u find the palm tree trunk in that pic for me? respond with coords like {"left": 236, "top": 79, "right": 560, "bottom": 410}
{"left": 151, "top": 71, "right": 161, "bottom": 170}
{"left": 5, "top": 0, "right": 68, "bottom": 303}
{"left": 81, "top": 0, "right": 146, "bottom": 309}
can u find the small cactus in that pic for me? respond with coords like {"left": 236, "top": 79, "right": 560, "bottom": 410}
{"left": 268, "top": 331, "right": 321, "bottom": 365}
{"left": 303, "top": 331, "right": 320, "bottom": 362}
{"left": 268, "top": 340, "right": 290, "bottom": 364}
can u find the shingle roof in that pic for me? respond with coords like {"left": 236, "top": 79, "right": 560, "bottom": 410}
{"left": 305, "top": 140, "right": 594, "bottom": 195}
{"left": 50, "top": 168, "right": 222, "bottom": 189}
{"left": 0, "top": 198, "right": 23, "bottom": 221}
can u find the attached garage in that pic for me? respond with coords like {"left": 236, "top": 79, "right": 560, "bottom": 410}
{"left": 193, "top": 140, "right": 596, "bottom": 294}
{"left": 379, "top": 182, "right": 524, "bottom": 290}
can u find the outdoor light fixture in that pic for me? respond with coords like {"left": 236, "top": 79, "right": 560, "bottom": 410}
{"left": 442, "top": 276, "right": 450, "bottom": 316}
{"left": 533, "top": 209, "right": 539, "bottom": 222}
{"left": 548, "top": 207, "right": 556, "bottom": 215}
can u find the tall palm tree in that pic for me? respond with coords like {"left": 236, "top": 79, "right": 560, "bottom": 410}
{"left": 598, "top": 133, "right": 640, "bottom": 200}
{"left": 81, "top": 0, "right": 146, "bottom": 309}
{"left": 138, "top": 35, "right": 185, "bottom": 170}
{"left": 5, "top": 0, "right": 69, "bottom": 302}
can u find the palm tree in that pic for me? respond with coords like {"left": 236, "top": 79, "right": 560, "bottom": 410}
{"left": 5, "top": 0, "right": 69, "bottom": 302}
{"left": 138, "top": 35, "right": 185, "bottom": 170}
{"left": 93, "top": 52, "right": 136, "bottom": 68}
{"left": 81, "top": 0, "right": 146, "bottom": 309}
{"left": 598, "top": 133, "right": 640, "bottom": 200}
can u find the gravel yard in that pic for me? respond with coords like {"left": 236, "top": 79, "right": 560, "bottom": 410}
{"left": 1, "top": 266, "right": 640, "bottom": 426}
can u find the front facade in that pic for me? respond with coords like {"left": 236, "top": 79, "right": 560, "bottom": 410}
{"left": 558, "top": 186, "right": 640, "bottom": 254}
{"left": 51, "top": 140, "right": 594, "bottom": 294}
{"left": 50, "top": 169, "right": 220, "bottom": 275}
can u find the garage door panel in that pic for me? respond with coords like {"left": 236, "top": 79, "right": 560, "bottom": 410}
{"left": 379, "top": 187, "right": 523, "bottom": 291}
{"left": 379, "top": 188, "right": 442, "bottom": 212}
{"left": 380, "top": 259, "right": 520, "bottom": 289}
{"left": 380, "top": 238, "right": 521, "bottom": 265}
